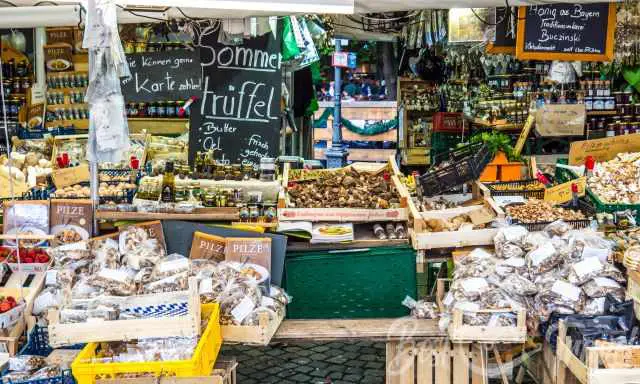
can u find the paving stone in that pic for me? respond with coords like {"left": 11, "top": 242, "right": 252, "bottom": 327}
{"left": 295, "top": 358, "right": 311, "bottom": 365}
{"left": 343, "top": 374, "right": 364, "bottom": 382}
{"left": 245, "top": 349, "right": 264, "bottom": 357}
{"left": 364, "top": 369, "right": 385, "bottom": 377}
{"left": 342, "top": 344, "right": 361, "bottom": 353}
{"left": 309, "top": 360, "right": 329, "bottom": 369}
{"left": 327, "top": 355, "right": 349, "bottom": 364}
{"left": 283, "top": 362, "right": 298, "bottom": 370}
{"left": 285, "top": 346, "right": 304, "bottom": 353}
{"left": 327, "top": 371, "right": 344, "bottom": 380}
{"left": 290, "top": 373, "right": 313, "bottom": 382}
{"left": 360, "top": 347, "right": 378, "bottom": 354}
{"left": 276, "top": 369, "right": 296, "bottom": 378}
{"left": 345, "top": 366, "right": 365, "bottom": 375}
{"left": 326, "top": 364, "right": 347, "bottom": 373}
{"left": 373, "top": 342, "right": 386, "bottom": 349}
{"left": 345, "top": 359, "right": 366, "bottom": 368}
{"left": 309, "top": 352, "right": 328, "bottom": 361}
{"left": 251, "top": 371, "right": 269, "bottom": 380}
{"left": 363, "top": 376, "right": 384, "bottom": 384}
{"left": 310, "top": 368, "right": 329, "bottom": 378}
{"left": 265, "top": 348, "right": 286, "bottom": 356}
{"left": 311, "top": 345, "right": 331, "bottom": 353}
{"left": 365, "top": 361, "right": 385, "bottom": 369}
{"left": 267, "top": 366, "right": 284, "bottom": 375}
{"left": 360, "top": 354, "right": 378, "bottom": 362}
{"left": 341, "top": 351, "right": 359, "bottom": 360}
{"left": 295, "top": 365, "right": 315, "bottom": 374}
{"left": 295, "top": 348, "right": 314, "bottom": 357}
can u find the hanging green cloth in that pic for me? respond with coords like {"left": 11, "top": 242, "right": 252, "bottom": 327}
{"left": 312, "top": 107, "right": 398, "bottom": 135}
{"left": 282, "top": 17, "right": 301, "bottom": 61}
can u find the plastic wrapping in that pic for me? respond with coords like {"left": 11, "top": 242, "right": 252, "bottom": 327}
{"left": 582, "top": 277, "right": 625, "bottom": 300}
{"left": 143, "top": 271, "right": 189, "bottom": 294}
{"left": 527, "top": 242, "right": 562, "bottom": 274}
{"left": 89, "top": 268, "right": 136, "bottom": 296}
{"left": 498, "top": 274, "right": 538, "bottom": 296}
{"left": 402, "top": 296, "right": 438, "bottom": 319}
{"left": 544, "top": 220, "right": 572, "bottom": 237}
{"left": 151, "top": 254, "right": 190, "bottom": 280}
{"left": 568, "top": 257, "right": 604, "bottom": 285}
{"left": 8, "top": 356, "right": 46, "bottom": 372}
{"left": 494, "top": 225, "right": 528, "bottom": 257}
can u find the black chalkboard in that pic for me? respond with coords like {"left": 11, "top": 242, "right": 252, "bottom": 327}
{"left": 516, "top": 3, "right": 615, "bottom": 61}
{"left": 493, "top": 7, "right": 516, "bottom": 49}
{"left": 121, "top": 50, "right": 202, "bottom": 103}
{"left": 189, "top": 30, "right": 282, "bottom": 166}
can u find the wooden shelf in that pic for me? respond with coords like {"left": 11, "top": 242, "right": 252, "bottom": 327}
{"left": 274, "top": 318, "right": 444, "bottom": 341}
{"left": 586, "top": 110, "right": 617, "bottom": 116}
{"left": 314, "top": 147, "right": 396, "bottom": 162}
{"left": 313, "top": 126, "right": 397, "bottom": 142}
{"left": 128, "top": 118, "right": 189, "bottom": 135}
{"left": 47, "top": 103, "right": 87, "bottom": 110}
{"left": 231, "top": 222, "right": 278, "bottom": 229}
{"left": 96, "top": 207, "right": 239, "bottom": 221}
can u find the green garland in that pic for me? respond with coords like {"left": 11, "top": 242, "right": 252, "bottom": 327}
{"left": 313, "top": 107, "right": 398, "bottom": 136}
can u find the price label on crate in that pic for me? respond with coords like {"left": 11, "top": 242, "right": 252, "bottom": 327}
{"left": 544, "top": 177, "right": 586, "bottom": 204}
{"left": 51, "top": 164, "right": 90, "bottom": 188}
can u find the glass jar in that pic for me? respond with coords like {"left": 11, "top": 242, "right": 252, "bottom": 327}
{"left": 157, "top": 101, "right": 166, "bottom": 117}
{"left": 203, "top": 192, "right": 216, "bottom": 207}
{"left": 604, "top": 98, "right": 616, "bottom": 111}
{"left": 585, "top": 98, "right": 593, "bottom": 111}
{"left": 248, "top": 205, "right": 260, "bottom": 221}
{"left": 238, "top": 204, "right": 250, "bottom": 221}
{"left": 166, "top": 101, "right": 176, "bottom": 117}
{"left": 593, "top": 97, "right": 605, "bottom": 110}
{"left": 263, "top": 203, "right": 277, "bottom": 222}
{"left": 260, "top": 158, "right": 276, "bottom": 182}
{"left": 635, "top": 104, "right": 640, "bottom": 116}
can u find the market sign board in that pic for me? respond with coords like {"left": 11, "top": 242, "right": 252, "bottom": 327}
{"left": 516, "top": 3, "right": 616, "bottom": 61}
{"left": 121, "top": 50, "right": 202, "bottom": 103}
{"left": 535, "top": 104, "right": 585, "bottom": 137}
{"left": 544, "top": 177, "right": 586, "bottom": 204}
{"left": 189, "top": 28, "right": 282, "bottom": 167}
{"left": 569, "top": 134, "right": 640, "bottom": 165}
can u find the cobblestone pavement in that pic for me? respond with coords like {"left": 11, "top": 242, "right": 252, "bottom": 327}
{"left": 220, "top": 342, "right": 386, "bottom": 384}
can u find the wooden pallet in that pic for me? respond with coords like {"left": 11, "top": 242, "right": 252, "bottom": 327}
{"left": 48, "top": 278, "right": 200, "bottom": 347}
{"left": 556, "top": 320, "right": 640, "bottom": 384}
{"left": 386, "top": 340, "right": 512, "bottom": 384}
{"left": 221, "top": 311, "right": 284, "bottom": 346}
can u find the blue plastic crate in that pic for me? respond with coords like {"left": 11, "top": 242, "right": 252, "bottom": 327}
{"left": 19, "top": 326, "right": 83, "bottom": 357}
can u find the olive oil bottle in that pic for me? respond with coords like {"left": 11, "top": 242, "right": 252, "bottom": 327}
{"left": 161, "top": 161, "right": 176, "bottom": 202}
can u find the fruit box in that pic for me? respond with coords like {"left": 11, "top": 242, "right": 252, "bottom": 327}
{"left": 0, "top": 246, "right": 52, "bottom": 273}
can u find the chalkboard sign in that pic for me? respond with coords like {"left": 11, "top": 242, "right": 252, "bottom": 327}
{"left": 189, "top": 30, "right": 282, "bottom": 166}
{"left": 487, "top": 7, "right": 516, "bottom": 54}
{"left": 121, "top": 50, "right": 202, "bottom": 103}
{"left": 516, "top": 3, "right": 616, "bottom": 61}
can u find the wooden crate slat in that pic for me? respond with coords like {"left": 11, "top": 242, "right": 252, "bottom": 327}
{"left": 386, "top": 342, "right": 401, "bottom": 384}
{"left": 471, "top": 344, "right": 486, "bottom": 384}
{"left": 436, "top": 340, "right": 451, "bottom": 383}
{"left": 417, "top": 343, "right": 433, "bottom": 384}
{"left": 453, "top": 343, "right": 470, "bottom": 384}
{"left": 399, "top": 342, "right": 415, "bottom": 384}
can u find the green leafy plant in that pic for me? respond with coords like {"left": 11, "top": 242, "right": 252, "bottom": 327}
{"left": 469, "top": 132, "right": 523, "bottom": 162}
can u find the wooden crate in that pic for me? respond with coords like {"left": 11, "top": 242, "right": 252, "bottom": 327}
{"left": 221, "top": 310, "right": 284, "bottom": 346}
{"left": 278, "top": 157, "right": 408, "bottom": 222}
{"left": 0, "top": 317, "right": 25, "bottom": 356}
{"left": 436, "top": 278, "right": 527, "bottom": 344}
{"left": 556, "top": 320, "right": 640, "bottom": 384}
{"left": 48, "top": 278, "right": 201, "bottom": 347}
{"left": 95, "top": 360, "right": 238, "bottom": 384}
{"left": 51, "top": 134, "right": 88, "bottom": 168}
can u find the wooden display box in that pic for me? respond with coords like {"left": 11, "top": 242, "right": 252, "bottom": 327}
{"left": 95, "top": 360, "right": 238, "bottom": 384}
{"left": 556, "top": 320, "right": 640, "bottom": 384}
{"left": 221, "top": 310, "right": 284, "bottom": 346}
{"left": 435, "top": 279, "right": 526, "bottom": 343}
{"left": 407, "top": 182, "right": 504, "bottom": 250}
{"left": 278, "top": 157, "right": 408, "bottom": 222}
{"left": 51, "top": 134, "right": 88, "bottom": 169}
{"left": 48, "top": 278, "right": 201, "bottom": 347}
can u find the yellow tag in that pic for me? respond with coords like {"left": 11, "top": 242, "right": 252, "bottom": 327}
{"left": 544, "top": 177, "right": 586, "bottom": 204}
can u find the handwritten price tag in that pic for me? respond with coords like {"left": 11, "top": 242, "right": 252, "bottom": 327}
{"left": 569, "top": 135, "right": 640, "bottom": 165}
{"left": 51, "top": 164, "right": 90, "bottom": 188}
{"left": 544, "top": 177, "right": 586, "bottom": 204}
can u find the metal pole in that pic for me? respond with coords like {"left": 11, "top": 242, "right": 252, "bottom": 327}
{"left": 325, "top": 39, "right": 348, "bottom": 168}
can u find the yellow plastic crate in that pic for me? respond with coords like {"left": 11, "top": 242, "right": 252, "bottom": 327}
{"left": 71, "top": 303, "right": 221, "bottom": 384}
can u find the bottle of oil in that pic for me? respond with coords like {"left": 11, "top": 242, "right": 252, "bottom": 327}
{"left": 161, "top": 161, "right": 176, "bottom": 202}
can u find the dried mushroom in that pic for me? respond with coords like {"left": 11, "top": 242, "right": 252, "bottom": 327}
{"left": 588, "top": 152, "right": 640, "bottom": 204}
{"left": 506, "top": 199, "right": 586, "bottom": 223}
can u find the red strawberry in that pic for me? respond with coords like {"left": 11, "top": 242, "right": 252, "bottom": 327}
{"left": 6, "top": 297, "right": 16, "bottom": 304}
{"left": 0, "top": 302, "right": 11, "bottom": 313}
{"left": 23, "top": 257, "right": 34, "bottom": 263}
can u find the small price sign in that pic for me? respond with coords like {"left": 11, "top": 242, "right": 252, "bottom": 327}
{"left": 51, "top": 164, "right": 90, "bottom": 188}
{"left": 332, "top": 52, "right": 349, "bottom": 68}
{"left": 544, "top": 177, "right": 586, "bottom": 204}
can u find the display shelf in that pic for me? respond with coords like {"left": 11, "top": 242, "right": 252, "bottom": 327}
{"left": 45, "top": 119, "right": 89, "bottom": 129}
{"left": 286, "top": 224, "right": 409, "bottom": 251}
{"left": 128, "top": 117, "right": 189, "bottom": 135}
{"left": 274, "top": 318, "right": 444, "bottom": 341}
{"left": 586, "top": 110, "right": 617, "bottom": 116}
{"left": 96, "top": 207, "right": 240, "bottom": 221}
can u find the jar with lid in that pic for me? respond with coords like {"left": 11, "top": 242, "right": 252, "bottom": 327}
{"left": 604, "top": 97, "right": 615, "bottom": 111}
{"left": 263, "top": 203, "right": 277, "bottom": 222}
{"left": 597, "top": 118, "right": 606, "bottom": 130}
{"left": 241, "top": 164, "right": 254, "bottom": 180}
{"left": 593, "top": 97, "right": 605, "bottom": 110}
{"left": 617, "top": 121, "right": 628, "bottom": 136}
{"left": 238, "top": 204, "right": 250, "bottom": 221}
{"left": 614, "top": 91, "right": 624, "bottom": 104}
{"left": 634, "top": 104, "right": 640, "bottom": 116}
{"left": 203, "top": 192, "right": 216, "bottom": 207}
{"left": 260, "top": 158, "right": 276, "bottom": 182}
{"left": 585, "top": 98, "right": 593, "bottom": 111}
{"left": 15, "top": 60, "right": 27, "bottom": 77}
{"left": 603, "top": 81, "right": 611, "bottom": 97}
{"left": 147, "top": 102, "right": 158, "bottom": 117}
{"left": 138, "top": 102, "right": 147, "bottom": 117}
{"left": 217, "top": 189, "right": 229, "bottom": 207}
{"left": 248, "top": 205, "right": 260, "bottom": 222}
{"left": 630, "top": 122, "right": 639, "bottom": 134}
{"left": 606, "top": 123, "right": 616, "bottom": 137}
{"left": 157, "top": 101, "right": 166, "bottom": 117}
{"left": 623, "top": 91, "right": 633, "bottom": 104}
{"left": 166, "top": 101, "right": 176, "bottom": 117}
{"left": 624, "top": 115, "right": 634, "bottom": 124}
{"left": 232, "top": 164, "right": 242, "bottom": 180}
{"left": 175, "top": 185, "right": 186, "bottom": 202}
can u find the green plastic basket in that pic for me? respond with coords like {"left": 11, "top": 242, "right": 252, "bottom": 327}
{"left": 554, "top": 159, "right": 640, "bottom": 221}
{"left": 284, "top": 246, "right": 416, "bottom": 319}
{"left": 430, "top": 132, "right": 465, "bottom": 165}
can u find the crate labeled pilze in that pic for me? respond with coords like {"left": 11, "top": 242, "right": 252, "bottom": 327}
{"left": 419, "top": 143, "right": 492, "bottom": 197}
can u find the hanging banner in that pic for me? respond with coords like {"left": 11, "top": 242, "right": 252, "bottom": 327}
{"left": 189, "top": 29, "right": 282, "bottom": 166}
{"left": 516, "top": 3, "right": 616, "bottom": 61}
